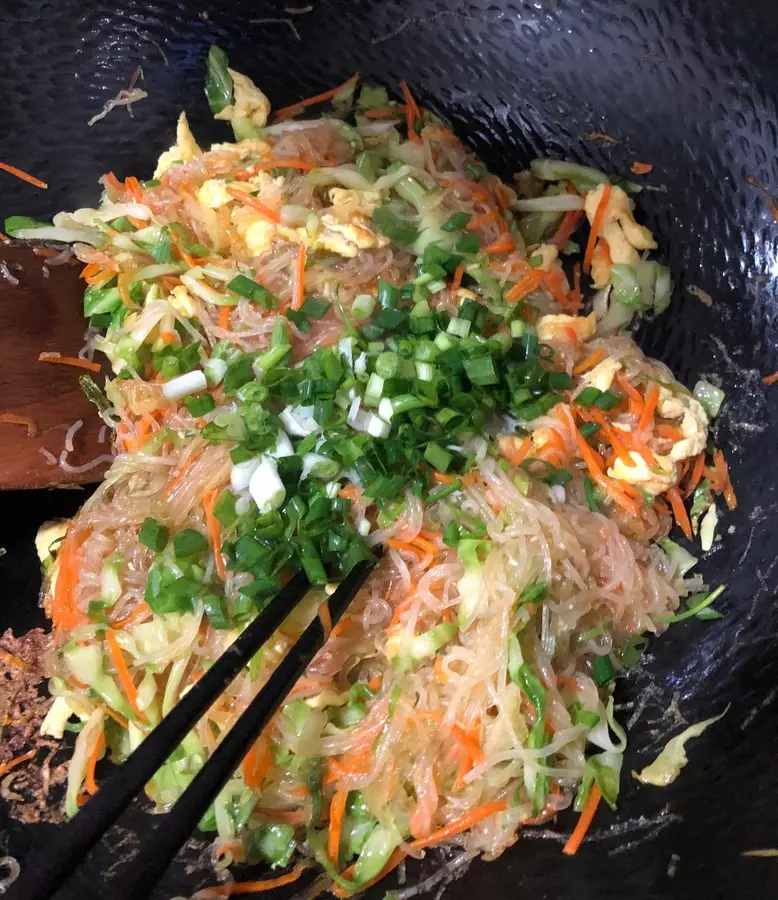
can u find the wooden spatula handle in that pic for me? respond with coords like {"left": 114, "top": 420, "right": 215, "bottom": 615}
{"left": 0, "top": 242, "right": 111, "bottom": 489}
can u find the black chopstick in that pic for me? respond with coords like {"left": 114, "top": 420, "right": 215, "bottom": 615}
{"left": 109, "top": 560, "right": 373, "bottom": 900}
{"left": 13, "top": 568, "right": 312, "bottom": 899}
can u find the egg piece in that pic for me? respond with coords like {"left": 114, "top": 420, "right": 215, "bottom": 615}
{"left": 657, "top": 387, "right": 709, "bottom": 462}
{"left": 536, "top": 312, "right": 597, "bottom": 343}
{"left": 581, "top": 357, "right": 622, "bottom": 392}
{"left": 328, "top": 188, "right": 383, "bottom": 216}
{"left": 608, "top": 451, "right": 678, "bottom": 496}
{"left": 530, "top": 243, "right": 559, "bottom": 271}
{"left": 315, "top": 214, "right": 390, "bottom": 258}
{"left": 196, "top": 179, "right": 233, "bottom": 209}
{"left": 214, "top": 69, "right": 271, "bottom": 128}
{"left": 153, "top": 112, "right": 202, "bottom": 179}
{"left": 168, "top": 284, "right": 197, "bottom": 317}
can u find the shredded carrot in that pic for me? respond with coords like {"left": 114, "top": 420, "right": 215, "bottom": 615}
{"left": 85, "top": 731, "right": 105, "bottom": 795}
{"left": 0, "top": 412, "right": 38, "bottom": 437}
{"left": 572, "top": 348, "right": 605, "bottom": 376}
{"left": 332, "top": 849, "right": 405, "bottom": 898}
{"left": 411, "top": 535, "right": 439, "bottom": 557}
{"left": 51, "top": 528, "right": 88, "bottom": 631}
{"left": 105, "top": 630, "right": 146, "bottom": 722}
{"left": 338, "top": 485, "right": 360, "bottom": 502}
{"left": 293, "top": 243, "right": 306, "bottom": 310}
{"left": 38, "top": 352, "right": 101, "bottom": 374}
{"left": 163, "top": 454, "right": 198, "bottom": 498}
{"left": 251, "top": 158, "right": 320, "bottom": 172}
{"left": 583, "top": 183, "right": 612, "bottom": 273}
{"left": 328, "top": 789, "right": 348, "bottom": 865}
{"left": 451, "top": 262, "right": 465, "bottom": 292}
{"left": 630, "top": 161, "right": 654, "bottom": 175}
{"left": 684, "top": 452, "right": 706, "bottom": 497}
{"left": 498, "top": 435, "right": 532, "bottom": 467}
{"left": 504, "top": 269, "right": 544, "bottom": 304}
{"left": 217, "top": 306, "right": 231, "bottom": 332}
{"left": 762, "top": 370, "right": 778, "bottom": 386}
{"left": 0, "top": 160, "right": 48, "bottom": 189}
{"left": 638, "top": 384, "right": 660, "bottom": 432}
{"left": 103, "top": 706, "right": 129, "bottom": 729}
{"left": 81, "top": 263, "right": 114, "bottom": 287}
{"left": 102, "top": 171, "right": 123, "bottom": 194}
{"left": 243, "top": 735, "right": 271, "bottom": 790}
{"left": 549, "top": 208, "right": 584, "bottom": 248}
{"left": 273, "top": 73, "right": 359, "bottom": 121}
{"left": 484, "top": 234, "right": 516, "bottom": 255}
{"left": 433, "top": 655, "right": 449, "bottom": 684}
{"left": 574, "top": 426, "right": 640, "bottom": 516}
{"left": 110, "top": 601, "right": 151, "bottom": 631}
{"left": 158, "top": 330, "right": 179, "bottom": 345}
{"left": 468, "top": 209, "right": 499, "bottom": 230}
{"left": 615, "top": 373, "right": 643, "bottom": 415}
{"left": 364, "top": 105, "right": 407, "bottom": 119}
{"left": 398, "top": 80, "right": 421, "bottom": 142}
{"left": 124, "top": 176, "right": 143, "bottom": 202}
{"left": 666, "top": 486, "right": 692, "bottom": 540}
{"left": 226, "top": 185, "right": 282, "bottom": 224}
{"left": 0, "top": 749, "right": 37, "bottom": 779}
{"left": 200, "top": 863, "right": 307, "bottom": 897}
{"left": 385, "top": 538, "right": 425, "bottom": 560}
{"left": 204, "top": 489, "right": 227, "bottom": 581}
{"left": 562, "top": 784, "right": 601, "bottom": 855}
{"left": 407, "top": 800, "right": 507, "bottom": 851}
{"left": 713, "top": 449, "right": 737, "bottom": 510}
{"left": 432, "top": 472, "right": 455, "bottom": 486}
{"left": 281, "top": 83, "right": 352, "bottom": 124}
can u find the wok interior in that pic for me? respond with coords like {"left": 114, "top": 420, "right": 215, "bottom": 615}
{"left": 1, "top": 1, "right": 777, "bottom": 898}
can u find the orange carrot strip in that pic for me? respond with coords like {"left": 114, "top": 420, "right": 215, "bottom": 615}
{"left": 51, "top": 528, "right": 88, "bottom": 632}
{"left": 0, "top": 160, "right": 48, "bottom": 189}
{"left": 293, "top": 243, "right": 306, "bottom": 310}
{"left": 105, "top": 630, "right": 146, "bottom": 722}
{"left": 274, "top": 73, "right": 359, "bottom": 121}
{"left": 162, "top": 454, "right": 198, "bottom": 498}
{"left": 226, "top": 185, "right": 282, "bottom": 224}
{"left": 364, "top": 105, "right": 407, "bottom": 119}
{"left": 432, "top": 472, "right": 455, "bottom": 486}
{"left": 103, "top": 706, "right": 129, "bottom": 729}
{"left": 243, "top": 735, "right": 271, "bottom": 790}
{"left": 713, "top": 449, "right": 737, "bottom": 510}
{"left": 332, "top": 850, "right": 405, "bottom": 898}
{"left": 0, "top": 749, "right": 37, "bottom": 779}
{"left": 498, "top": 436, "right": 532, "bottom": 467}
{"left": 38, "top": 352, "right": 101, "bottom": 374}
{"left": 574, "top": 427, "right": 640, "bottom": 516}
{"left": 451, "top": 262, "right": 465, "bottom": 292}
{"left": 685, "top": 452, "right": 706, "bottom": 497}
{"left": 572, "top": 348, "right": 605, "bottom": 376}
{"left": 219, "top": 306, "right": 231, "bottom": 331}
{"left": 102, "top": 171, "right": 123, "bottom": 194}
{"left": 562, "top": 784, "right": 602, "bottom": 855}
{"left": 199, "top": 863, "right": 307, "bottom": 897}
{"left": 407, "top": 800, "right": 507, "bottom": 851}
{"left": 411, "top": 536, "right": 439, "bottom": 556}
{"left": 762, "top": 370, "right": 778, "bottom": 386}
{"left": 549, "top": 208, "right": 584, "bottom": 248}
{"left": 630, "top": 161, "right": 654, "bottom": 175}
{"left": 204, "top": 489, "right": 227, "bottom": 581}
{"left": 0, "top": 413, "right": 38, "bottom": 437}
{"left": 124, "top": 176, "right": 143, "bottom": 202}
{"left": 504, "top": 270, "right": 544, "bottom": 304}
{"left": 484, "top": 234, "right": 516, "bottom": 255}
{"left": 318, "top": 600, "right": 332, "bottom": 639}
{"left": 385, "top": 538, "right": 425, "bottom": 560}
{"left": 583, "top": 183, "right": 612, "bottom": 273}
{"left": 666, "top": 486, "right": 692, "bottom": 540}
{"left": 399, "top": 80, "right": 421, "bottom": 142}
{"left": 85, "top": 731, "right": 105, "bottom": 795}
{"left": 328, "top": 789, "right": 348, "bottom": 865}
{"left": 638, "top": 384, "right": 660, "bottom": 432}
{"left": 468, "top": 209, "right": 499, "bottom": 230}
{"left": 158, "top": 330, "right": 179, "bottom": 345}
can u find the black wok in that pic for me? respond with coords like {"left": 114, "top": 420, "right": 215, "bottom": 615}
{"left": 1, "top": 1, "right": 777, "bottom": 898}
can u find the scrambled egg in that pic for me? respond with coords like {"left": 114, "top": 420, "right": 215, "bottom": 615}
{"left": 530, "top": 243, "right": 559, "bottom": 271}
{"left": 209, "top": 137, "right": 272, "bottom": 159}
{"left": 35, "top": 520, "right": 68, "bottom": 570}
{"left": 196, "top": 178, "right": 233, "bottom": 209}
{"left": 581, "top": 356, "right": 622, "bottom": 392}
{"left": 536, "top": 312, "right": 597, "bottom": 343}
{"left": 169, "top": 284, "right": 197, "bottom": 317}
{"left": 214, "top": 69, "right": 271, "bottom": 129}
{"left": 153, "top": 112, "right": 202, "bottom": 179}
{"left": 328, "top": 188, "right": 383, "bottom": 216}
{"left": 607, "top": 383, "right": 709, "bottom": 495}
{"left": 315, "top": 214, "right": 390, "bottom": 258}
{"left": 584, "top": 184, "right": 657, "bottom": 288}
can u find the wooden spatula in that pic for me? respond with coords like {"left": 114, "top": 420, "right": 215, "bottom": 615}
{"left": 0, "top": 242, "right": 111, "bottom": 489}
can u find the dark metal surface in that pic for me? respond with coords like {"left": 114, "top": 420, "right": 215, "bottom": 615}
{"left": 1, "top": 1, "right": 777, "bottom": 899}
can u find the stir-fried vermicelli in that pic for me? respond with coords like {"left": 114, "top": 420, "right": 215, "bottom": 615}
{"left": 17, "top": 47, "right": 737, "bottom": 894}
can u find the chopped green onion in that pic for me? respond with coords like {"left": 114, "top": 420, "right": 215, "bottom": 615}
{"left": 352, "top": 294, "right": 376, "bottom": 321}
{"left": 228, "top": 274, "right": 276, "bottom": 309}
{"left": 454, "top": 234, "right": 480, "bottom": 254}
{"left": 372, "top": 206, "right": 418, "bottom": 245}
{"left": 442, "top": 211, "right": 472, "bottom": 232}
{"left": 139, "top": 517, "right": 169, "bottom": 552}
{"left": 173, "top": 529, "right": 209, "bottom": 558}
{"left": 185, "top": 394, "right": 216, "bottom": 417}
{"left": 424, "top": 442, "right": 453, "bottom": 472}
{"left": 592, "top": 654, "right": 616, "bottom": 686}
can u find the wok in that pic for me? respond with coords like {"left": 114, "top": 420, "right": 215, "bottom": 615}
{"left": 1, "top": 0, "right": 777, "bottom": 898}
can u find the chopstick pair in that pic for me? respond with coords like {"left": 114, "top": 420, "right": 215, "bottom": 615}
{"left": 12, "top": 561, "right": 376, "bottom": 900}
